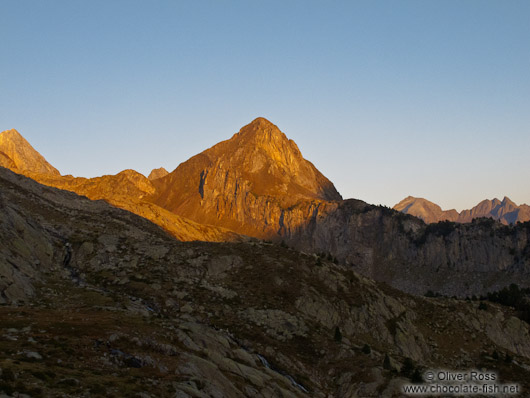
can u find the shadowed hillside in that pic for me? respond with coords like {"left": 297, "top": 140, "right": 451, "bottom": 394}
{"left": 1, "top": 166, "right": 530, "bottom": 396}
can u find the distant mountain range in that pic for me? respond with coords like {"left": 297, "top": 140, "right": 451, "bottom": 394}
{"left": 394, "top": 196, "right": 530, "bottom": 225}
{"left": 1, "top": 120, "right": 529, "bottom": 297}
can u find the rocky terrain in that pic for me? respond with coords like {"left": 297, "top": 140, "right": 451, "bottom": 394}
{"left": 393, "top": 197, "right": 459, "bottom": 224}
{"left": 0, "top": 129, "right": 60, "bottom": 176}
{"left": 1, "top": 121, "right": 529, "bottom": 299}
{"left": 281, "top": 200, "right": 530, "bottom": 297}
{"left": 148, "top": 167, "right": 169, "bottom": 181}
{"left": 149, "top": 117, "right": 342, "bottom": 237}
{"left": 0, "top": 130, "right": 242, "bottom": 243}
{"left": 2, "top": 166, "right": 530, "bottom": 397}
{"left": 395, "top": 196, "right": 530, "bottom": 225}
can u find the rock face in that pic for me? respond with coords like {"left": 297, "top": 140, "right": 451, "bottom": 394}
{"left": 28, "top": 170, "right": 244, "bottom": 243}
{"left": 0, "top": 129, "right": 61, "bottom": 176}
{"left": 282, "top": 200, "right": 530, "bottom": 297}
{"left": 395, "top": 195, "right": 530, "bottom": 225}
{"left": 150, "top": 117, "right": 342, "bottom": 237}
{"left": 148, "top": 167, "right": 169, "bottom": 180}
{"left": 2, "top": 164, "right": 530, "bottom": 396}
{"left": 0, "top": 151, "right": 17, "bottom": 169}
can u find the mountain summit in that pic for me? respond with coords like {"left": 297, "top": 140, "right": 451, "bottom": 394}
{"left": 394, "top": 196, "right": 530, "bottom": 225}
{"left": 0, "top": 129, "right": 60, "bottom": 176}
{"left": 393, "top": 196, "right": 459, "bottom": 223}
{"left": 151, "top": 117, "right": 341, "bottom": 236}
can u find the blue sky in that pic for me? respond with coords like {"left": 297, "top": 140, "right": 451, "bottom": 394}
{"left": 1, "top": 1, "right": 529, "bottom": 211}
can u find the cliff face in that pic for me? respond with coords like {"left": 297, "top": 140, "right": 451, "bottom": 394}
{"left": 0, "top": 129, "right": 61, "bottom": 176}
{"left": 281, "top": 200, "right": 530, "bottom": 297}
{"left": 151, "top": 117, "right": 341, "bottom": 237}
{"left": 395, "top": 196, "right": 530, "bottom": 225}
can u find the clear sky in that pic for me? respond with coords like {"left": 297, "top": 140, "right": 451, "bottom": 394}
{"left": 1, "top": 1, "right": 529, "bottom": 211}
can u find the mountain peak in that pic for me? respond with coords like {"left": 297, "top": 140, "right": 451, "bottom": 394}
{"left": 0, "top": 129, "right": 61, "bottom": 176}
{"left": 394, "top": 196, "right": 458, "bottom": 223}
{"left": 2, "top": 128, "right": 24, "bottom": 139}
{"left": 248, "top": 117, "right": 276, "bottom": 128}
{"left": 148, "top": 167, "right": 169, "bottom": 181}
{"left": 151, "top": 118, "right": 342, "bottom": 237}
{"left": 395, "top": 195, "right": 529, "bottom": 225}
{"left": 236, "top": 117, "right": 287, "bottom": 144}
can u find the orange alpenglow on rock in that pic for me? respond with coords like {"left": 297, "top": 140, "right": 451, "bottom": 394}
{"left": 150, "top": 117, "right": 342, "bottom": 237}
{"left": 0, "top": 129, "right": 61, "bottom": 176}
{"left": 148, "top": 167, "right": 169, "bottom": 180}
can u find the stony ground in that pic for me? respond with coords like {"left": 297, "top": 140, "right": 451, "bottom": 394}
{"left": 2, "top": 168, "right": 530, "bottom": 397}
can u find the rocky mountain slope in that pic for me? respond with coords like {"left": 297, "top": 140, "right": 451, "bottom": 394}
{"left": 0, "top": 129, "right": 242, "bottom": 243}
{"left": 1, "top": 166, "right": 530, "bottom": 397}
{"left": 148, "top": 167, "right": 169, "bottom": 181}
{"left": 394, "top": 196, "right": 459, "bottom": 223}
{"left": 31, "top": 170, "right": 243, "bottom": 243}
{"left": 150, "top": 117, "right": 342, "bottom": 237}
{"left": 281, "top": 200, "right": 530, "bottom": 297}
{"left": 395, "top": 196, "right": 530, "bottom": 225}
{"left": 0, "top": 129, "right": 60, "bottom": 176}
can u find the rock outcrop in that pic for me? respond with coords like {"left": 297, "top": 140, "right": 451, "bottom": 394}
{"left": 395, "top": 195, "right": 530, "bottom": 225}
